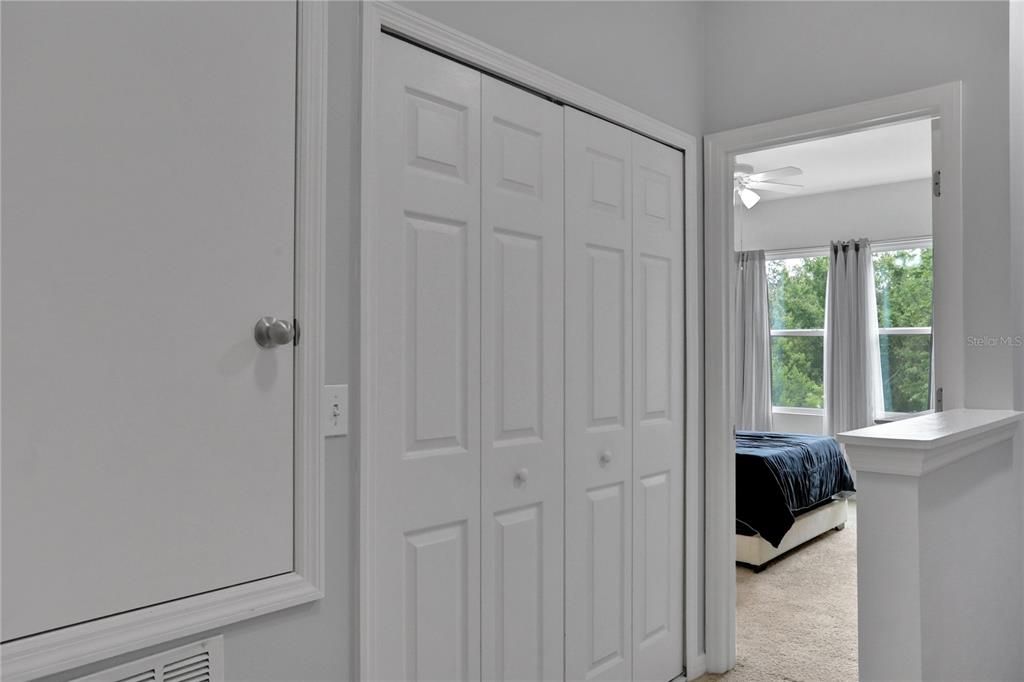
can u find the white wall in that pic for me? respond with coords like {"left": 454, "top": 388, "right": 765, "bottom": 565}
{"left": 853, "top": 433, "right": 1022, "bottom": 680}
{"left": 403, "top": 1, "right": 706, "bottom": 135}
{"left": 1012, "top": 1, "right": 1024, "bottom": 411}
{"left": 918, "top": 438, "right": 1023, "bottom": 679}
{"left": 1009, "top": 0, "right": 1024, "bottom": 658}
{"left": 706, "top": 0, "right": 1012, "bottom": 410}
{"left": 735, "top": 179, "right": 931, "bottom": 252}
{"left": 34, "top": 3, "right": 706, "bottom": 680}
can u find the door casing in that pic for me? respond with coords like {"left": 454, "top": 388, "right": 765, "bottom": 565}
{"left": 702, "top": 82, "right": 965, "bottom": 673}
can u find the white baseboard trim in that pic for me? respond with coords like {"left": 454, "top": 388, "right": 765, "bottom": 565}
{"left": 686, "top": 653, "right": 707, "bottom": 680}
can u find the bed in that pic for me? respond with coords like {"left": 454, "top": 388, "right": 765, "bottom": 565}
{"left": 736, "top": 430, "right": 856, "bottom": 571}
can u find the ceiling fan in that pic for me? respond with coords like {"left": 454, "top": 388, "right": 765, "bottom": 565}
{"left": 733, "top": 163, "right": 804, "bottom": 208}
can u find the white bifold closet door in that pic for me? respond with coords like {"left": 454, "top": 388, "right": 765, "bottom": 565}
{"left": 565, "top": 109, "right": 635, "bottom": 682}
{"left": 480, "top": 77, "right": 565, "bottom": 682}
{"left": 630, "top": 134, "right": 684, "bottom": 682}
{"left": 370, "top": 33, "right": 564, "bottom": 681}
{"left": 565, "top": 107, "right": 684, "bottom": 682}
{"left": 371, "top": 35, "right": 483, "bottom": 681}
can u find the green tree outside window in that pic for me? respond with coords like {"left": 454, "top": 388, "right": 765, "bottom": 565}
{"left": 765, "top": 248, "right": 933, "bottom": 414}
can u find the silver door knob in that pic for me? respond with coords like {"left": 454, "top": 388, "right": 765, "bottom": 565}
{"left": 514, "top": 468, "right": 528, "bottom": 486}
{"left": 599, "top": 451, "right": 612, "bottom": 466}
{"left": 254, "top": 316, "right": 295, "bottom": 348}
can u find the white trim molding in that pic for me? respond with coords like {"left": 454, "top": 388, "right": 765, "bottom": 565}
{"left": 704, "top": 82, "right": 964, "bottom": 673}
{"left": 839, "top": 409, "right": 1022, "bottom": 477}
{"left": 772, "top": 405, "right": 823, "bottom": 417}
{"left": 0, "top": 3, "right": 328, "bottom": 680}
{"left": 359, "top": 2, "right": 704, "bottom": 678}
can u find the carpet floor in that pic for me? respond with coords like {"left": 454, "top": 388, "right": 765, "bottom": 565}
{"left": 698, "top": 501, "right": 858, "bottom": 681}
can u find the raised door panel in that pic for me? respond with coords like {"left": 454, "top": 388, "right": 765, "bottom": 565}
{"left": 588, "top": 246, "right": 628, "bottom": 428}
{"left": 565, "top": 107, "right": 633, "bottom": 682}
{"left": 631, "top": 133, "right": 685, "bottom": 682}
{"left": 405, "top": 522, "right": 470, "bottom": 681}
{"left": 586, "top": 483, "right": 628, "bottom": 675}
{"left": 405, "top": 214, "right": 470, "bottom": 457}
{"left": 2, "top": 2, "right": 296, "bottom": 640}
{"left": 481, "top": 75, "right": 564, "bottom": 682}
{"left": 637, "top": 472, "right": 672, "bottom": 644}
{"left": 492, "top": 505, "right": 544, "bottom": 682}
{"left": 373, "top": 34, "right": 481, "bottom": 681}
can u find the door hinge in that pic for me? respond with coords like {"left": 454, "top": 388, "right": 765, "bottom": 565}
{"left": 293, "top": 318, "right": 301, "bottom": 346}
{"left": 933, "top": 170, "right": 942, "bottom": 197}
{"left": 935, "top": 386, "right": 943, "bottom": 412}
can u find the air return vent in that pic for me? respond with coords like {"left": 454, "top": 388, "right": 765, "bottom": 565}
{"left": 73, "top": 636, "right": 223, "bottom": 682}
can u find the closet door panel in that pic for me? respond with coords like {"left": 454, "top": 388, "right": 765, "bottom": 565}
{"left": 565, "top": 107, "right": 634, "bottom": 682}
{"left": 631, "top": 134, "right": 685, "bottom": 682}
{"left": 372, "top": 34, "right": 482, "bottom": 682}
{"left": 481, "top": 75, "right": 565, "bottom": 682}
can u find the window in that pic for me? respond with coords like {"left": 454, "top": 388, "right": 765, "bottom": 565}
{"left": 766, "top": 245, "right": 933, "bottom": 416}
{"left": 767, "top": 256, "right": 828, "bottom": 409}
{"left": 874, "top": 247, "right": 933, "bottom": 414}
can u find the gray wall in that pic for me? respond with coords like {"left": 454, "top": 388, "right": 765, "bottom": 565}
{"left": 1012, "top": 1, "right": 1024, "bottom": 410}
{"left": 241, "top": 2, "right": 709, "bottom": 678}
{"left": 735, "top": 179, "right": 932, "bottom": 252}
{"left": 38, "top": 2, "right": 705, "bottom": 681}
{"left": 704, "top": 0, "right": 1012, "bottom": 409}
{"left": 34, "top": 2, "right": 1017, "bottom": 680}
{"left": 403, "top": 1, "right": 706, "bottom": 134}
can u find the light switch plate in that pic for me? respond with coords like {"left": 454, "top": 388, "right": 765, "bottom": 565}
{"left": 323, "top": 384, "right": 348, "bottom": 437}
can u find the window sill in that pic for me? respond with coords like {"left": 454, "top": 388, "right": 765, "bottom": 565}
{"left": 875, "top": 409, "right": 934, "bottom": 424}
{"left": 772, "top": 406, "right": 824, "bottom": 417}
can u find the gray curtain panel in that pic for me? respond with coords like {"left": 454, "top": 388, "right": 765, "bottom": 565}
{"left": 824, "top": 239, "right": 883, "bottom": 435}
{"left": 735, "top": 250, "right": 774, "bottom": 431}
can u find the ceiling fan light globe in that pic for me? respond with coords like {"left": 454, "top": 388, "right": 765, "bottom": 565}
{"left": 739, "top": 187, "right": 760, "bottom": 209}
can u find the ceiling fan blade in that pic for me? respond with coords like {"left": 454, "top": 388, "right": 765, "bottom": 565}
{"left": 746, "top": 166, "right": 803, "bottom": 182}
{"left": 746, "top": 180, "right": 802, "bottom": 194}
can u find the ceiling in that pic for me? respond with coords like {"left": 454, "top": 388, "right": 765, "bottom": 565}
{"left": 735, "top": 118, "right": 932, "bottom": 201}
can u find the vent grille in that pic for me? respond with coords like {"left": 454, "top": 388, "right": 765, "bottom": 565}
{"left": 73, "top": 636, "right": 222, "bottom": 682}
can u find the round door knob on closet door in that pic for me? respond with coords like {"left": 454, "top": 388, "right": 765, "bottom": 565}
{"left": 254, "top": 316, "right": 295, "bottom": 348}
{"left": 599, "top": 451, "right": 612, "bottom": 466}
{"left": 514, "top": 468, "right": 528, "bottom": 486}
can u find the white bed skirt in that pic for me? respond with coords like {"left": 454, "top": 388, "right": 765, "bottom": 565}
{"left": 736, "top": 498, "right": 848, "bottom": 570}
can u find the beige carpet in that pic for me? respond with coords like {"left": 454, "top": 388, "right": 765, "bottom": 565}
{"left": 698, "top": 502, "right": 858, "bottom": 681}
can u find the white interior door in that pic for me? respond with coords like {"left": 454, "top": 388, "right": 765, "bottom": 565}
{"left": 1, "top": 1, "right": 296, "bottom": 641}
{"left": 480, "top": 76, "right": 565, "bottom": 682}
{"left": 630, "top": 133, "right": 684, "bottom": 682}
{"left": 370, "top": 34, "right": 482, "bottom": 681}
{"left": 565, "top": 107, "right": 634, "bottom": 682}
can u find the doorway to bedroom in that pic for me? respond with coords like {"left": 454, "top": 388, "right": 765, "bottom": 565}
{"left": 719, "top": 117, "right": 936, "bottom": 680}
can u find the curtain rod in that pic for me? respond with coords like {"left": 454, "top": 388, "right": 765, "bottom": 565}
{"left": 763, "top": 235, "right": 933, "bottom": 261}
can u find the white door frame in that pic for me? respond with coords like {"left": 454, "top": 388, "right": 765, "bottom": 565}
{"left": 0, "top": 3, "right": 328, "bottom": 680}
{"left": 359, "top": 2, "right": 705, "bottom": 678}
{"left": 703, "top": 82, "right": 964, "bottom": 673}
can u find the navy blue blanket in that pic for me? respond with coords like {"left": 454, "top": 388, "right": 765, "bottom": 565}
{"left": 736, "top": 431, "right": 855, "bottom": 548}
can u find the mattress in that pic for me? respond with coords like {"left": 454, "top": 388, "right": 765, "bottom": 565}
{"left": 735, "top": 430, "right": 856, "bottom": 547}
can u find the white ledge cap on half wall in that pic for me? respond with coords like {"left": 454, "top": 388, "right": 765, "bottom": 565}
{"left": 837, "top": 408, "right": 1023, "bottom": 477}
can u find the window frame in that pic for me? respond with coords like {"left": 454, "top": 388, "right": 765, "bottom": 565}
{"left": 765, "top": 237, "right": 934, "bottom": 417}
